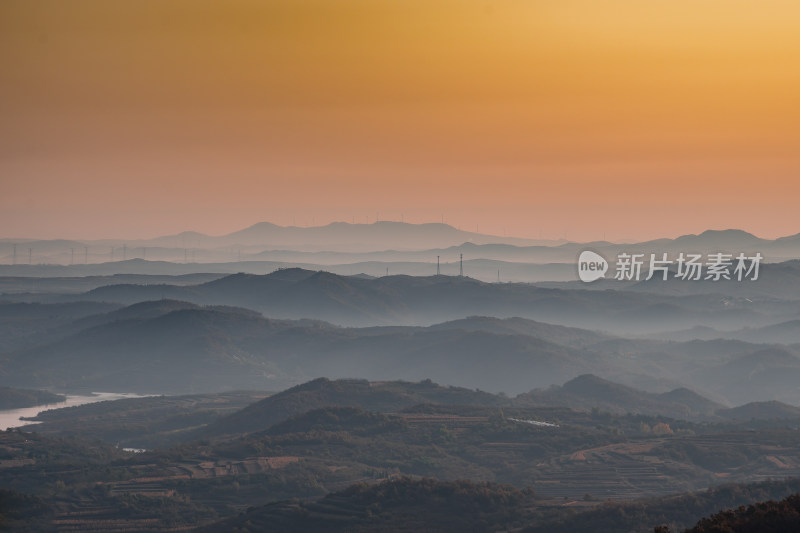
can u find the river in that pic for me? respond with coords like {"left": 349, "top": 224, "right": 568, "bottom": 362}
{"left": 0, "top": 392, "right": 147, "bottom": 431}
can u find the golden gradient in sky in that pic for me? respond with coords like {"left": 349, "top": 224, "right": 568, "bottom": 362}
{"left": 1, "top": 0, "right": 799, "bottom": 241}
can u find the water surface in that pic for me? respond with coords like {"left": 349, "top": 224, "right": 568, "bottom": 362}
{"left": 0, "top": 392, "right": 145, "bottom": 431}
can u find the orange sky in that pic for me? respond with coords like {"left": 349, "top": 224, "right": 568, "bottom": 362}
{"left": 2, "top": 0, "right": 799, "bottom": 241}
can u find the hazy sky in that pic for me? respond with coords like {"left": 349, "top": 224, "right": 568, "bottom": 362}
{"left": 2, "top": 1, "right": 799, "bottom": 241}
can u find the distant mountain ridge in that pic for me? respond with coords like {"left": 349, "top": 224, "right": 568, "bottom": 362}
{"left": 138, "top": 221, "right": 549, "bottom": 251}
{"left": 3, "top": 224, "right": 800, "bottom": 288}
{"left": 3, "top": 223, "right": 800, "bottom": 265}
{"left": 73, "top": 267, "right": 796, "bottom": 331}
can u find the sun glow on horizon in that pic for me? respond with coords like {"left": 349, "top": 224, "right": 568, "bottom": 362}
{"left": 2, "top": 0, "right": 799, "bottom": 241}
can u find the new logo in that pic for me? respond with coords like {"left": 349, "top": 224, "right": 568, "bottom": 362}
{"left": 578, "top": 250, "right": 608, "bottom": 282}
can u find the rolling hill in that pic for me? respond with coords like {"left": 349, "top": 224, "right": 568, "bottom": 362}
{"left": 3, "top": 298, "right": 800, "bottom": 404}
{"left": 0, "top": 302, "right": 603, "bottom": 394}
{"left": 202, "top": 377, "right": 508, "bottom": 437}
{"left": 517, "top": 374, "right": 726, "bottom": 420}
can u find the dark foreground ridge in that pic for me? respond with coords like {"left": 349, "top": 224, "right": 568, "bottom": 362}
{"left": 6, "top": 376, "right": 800, "bottom": 532}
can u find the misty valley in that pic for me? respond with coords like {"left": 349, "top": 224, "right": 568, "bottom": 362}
{"left": 2, "top": 225, "right": 800, "bottom": 532}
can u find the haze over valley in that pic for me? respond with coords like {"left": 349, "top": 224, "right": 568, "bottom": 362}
{"left": 2, "top": 221, "right": 800, "bottom": 531}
